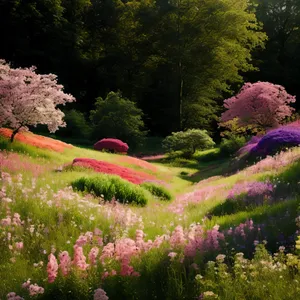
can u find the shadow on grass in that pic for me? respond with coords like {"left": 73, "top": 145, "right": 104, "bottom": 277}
{"left": 145, "top": 149, "right": 232, "bottom": 182}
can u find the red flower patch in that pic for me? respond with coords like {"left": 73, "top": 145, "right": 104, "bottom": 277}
{"left": 0, "top": 128, "right": 73, "bottom": 152}
{"left": 72, "top": 158, "right": 157, "bottom": 184}
{"left": 118, "top": 156, "right": 157, "bottom": 172}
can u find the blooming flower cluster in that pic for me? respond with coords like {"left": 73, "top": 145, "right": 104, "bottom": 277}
{"left": 0, "top": 128, "right": 73, "bottom": 152}
{"left": 94, "top": 138, "right": 129, "bottom": 153}
{"left": 72, "top": 158, "right": 157, "bottom": 184}
{"left": 0, "top": 151, "right": 47, "bottom": 176}
{"left": 251, "top": 127, "right": 300, "bottom": 156}
{"left": 169, "top": 184, "right": 227, "bottom": 214}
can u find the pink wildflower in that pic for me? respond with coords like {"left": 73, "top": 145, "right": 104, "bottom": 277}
{"left": 94, "top": 288, "right": 109, "bottom": 300}
{"left": 59, "top": 251, "right": 71, "bottom": 276}
{"left": 169, "top": 225, "right": 186, "bottom": 248}
{"left": 76, "top": 235, "right": 88, "bottom": 246}
{"left": 1, "top": 216, "right": 11, "bottom": 226}
{"left": 6, "top": 292, "right": 24, "bottom": 300}
{"left": 100, "top": 243, "right": 114, "bottom": 262}
{"left": 73, "top": 245, "right": 89, "bottom": 270}
{"left": 47, "top": 253, "right": 58, "bottom": 283}
{"left": 88, "top": 247, "right": 99, "bottom": 265}
{"left": 94, "top": 228, "right": 102, "bottom": 236}
{"left": 168, "top": 252, "right": 177, "bottom": 260}
{"left": 15, "top": 242, "right": 23, "bottom": 250}
{"left": 21, "top": 279, "right": 31, "bottom": 289}
{"left": 12, "top": 213, "right": 22, "bottom": 226}
{"left": 28, "top": 284, "right": 44, "bottom": 296}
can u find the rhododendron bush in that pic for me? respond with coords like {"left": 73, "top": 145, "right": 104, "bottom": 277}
{"left": 0, "top": 59, "right": 75, "bottom": 142}
{"left": 94, "top": 138, "right": 129, "bottom": 153}
{"left": 72, "top": 158, "right": 156, "bottom": 184}
{"left": 221, "top": 82, "right": 296, "bottom": 132}
{"left": 250, "top": 127, "right": 300, "bottom": 156}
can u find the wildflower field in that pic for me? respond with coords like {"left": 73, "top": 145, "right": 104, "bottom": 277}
{"left": 1, "top": 132, "right": 300, "bottom": 300}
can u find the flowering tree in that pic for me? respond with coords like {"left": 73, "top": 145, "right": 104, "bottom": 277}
{"left": 220, "top": 82, "right": 296, "bottom": 132}
{"left": 0, "top": 59, "right": 75, "bottom": 142}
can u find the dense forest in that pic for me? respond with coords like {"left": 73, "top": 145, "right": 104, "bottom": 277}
{"left": 1, "top": 0, "right": 299, "bottom": 139}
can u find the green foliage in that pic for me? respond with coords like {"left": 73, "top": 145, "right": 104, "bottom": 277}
{"left": 140, "top": 182, "right": 172, "bottom": 201}
{"left": 162, "top": 129, "right": 215, "bottom": 157}
{"left": 219, "top": 135, "right": 246, "bottom": 157}
{"left": 71, "top": 175, "right": 150, "bottom": 206}
{"left": 196, "top": 244, "right": 300, "bottom": 300}
{"left": 0, "top": 0, "right": 267, "bottom": 137}
{"left": 90, "top": 92, "right": 146, "bottom": 148}
{"left": 57, "top": 109, "right": 92, "bottom": 140}
{"left": 220, "top": 118, "right": 257, "bottom": 138}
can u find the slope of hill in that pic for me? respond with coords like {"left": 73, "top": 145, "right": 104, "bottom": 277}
{"left": 0, "top": 132, "right": 300, "bottom": 299}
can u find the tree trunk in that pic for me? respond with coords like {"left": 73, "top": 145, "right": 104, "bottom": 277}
{"left": 10, "top": 129, "right": 19, "bottom": 143}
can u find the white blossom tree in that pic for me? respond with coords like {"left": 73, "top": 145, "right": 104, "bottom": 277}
{"left": 0, "top": 59, "right": 75, "bottom": 142}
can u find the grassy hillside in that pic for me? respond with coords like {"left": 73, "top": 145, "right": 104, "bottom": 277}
{"left": 1, "top": 133, "right": 300, "bottom": 299}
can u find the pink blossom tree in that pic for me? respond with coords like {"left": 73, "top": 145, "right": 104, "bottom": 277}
{"left": 0, "top": 59, "right": 75, "bottom": 142}
{"left": 220, "top": 82, "right": 296, "bottom": 132}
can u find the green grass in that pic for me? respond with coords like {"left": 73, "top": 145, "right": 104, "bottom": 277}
{"left": 140, "top": 182, "right": 173, "bottom": 201}
{"left": 1, "top": 133, "right": 300, "bottom": 299}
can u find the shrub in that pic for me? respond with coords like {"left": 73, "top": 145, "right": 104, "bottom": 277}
{"left": 71, "top": 175, "right": 150, "bottom": 206}
{"left": 162, "top": 129, "right": 215, "bottom": 157}
{"left": 90, "top": 92, "right": 146, "bottom": 148}
{"left": 94, "top": 138, "right": 129, "bottom": 153}
{"left": 140, "top": 182, "right": 172, "bottom": 201}
{"left": 251, "top": 127, "right": 300, "bottom": 157}
{"left": 219, "top": 135, "right": 246, "bottom": 157}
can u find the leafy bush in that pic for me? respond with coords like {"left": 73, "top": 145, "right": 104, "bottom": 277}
{"left": 251, "top": 127, "right": 300, "bottom": 157}
{"left": 57, "top": 109, "right": 92, "bottom": 140}
{"left": 140, "top": 182, "right": 172, "bottom": 201}
{"left": 90, "top": 92, "right": 146, "bottom": 148}
{"left": 71, "top": 175, "right": 150, "bottom": 206}
{"left": 219, "top": 135, "right": 246, "bottom": 157}
{"left": 94, "top": 138, "right": 129, "bottom": 153}
{"left": 162, "top": 129, "right": 215, "bottom": 157}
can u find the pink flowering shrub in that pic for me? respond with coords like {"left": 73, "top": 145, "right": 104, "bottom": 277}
{"left": 94, "top": 138, "right": 129, "bottom": 153}
{"left": 220, "top": 81, "right": 296, "bottom": 132}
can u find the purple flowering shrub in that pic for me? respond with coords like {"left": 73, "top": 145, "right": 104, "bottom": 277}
{"left": 211, "top": 181, "right": 274, "bottom": 215}
{"left": 237, "top": 120, "right": 300, "bottom": 158}
{"left": 237, "top": 135, "right": 261, "bottom": 156}
{"left": 250, "top": 127, "right": 300, "bottom": 156}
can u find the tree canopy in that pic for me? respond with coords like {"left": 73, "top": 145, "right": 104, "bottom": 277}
{"left": 0, "top": 0, "right": 270, "bottom": 138}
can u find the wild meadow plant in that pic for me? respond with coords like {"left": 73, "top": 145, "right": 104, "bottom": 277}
{"left": 1, "top": 140, "right": 300, "bottom": 299}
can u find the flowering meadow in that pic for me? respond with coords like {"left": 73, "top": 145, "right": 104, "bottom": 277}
{"left": 1, "top": 132, "right": 300, "bottom": 299}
